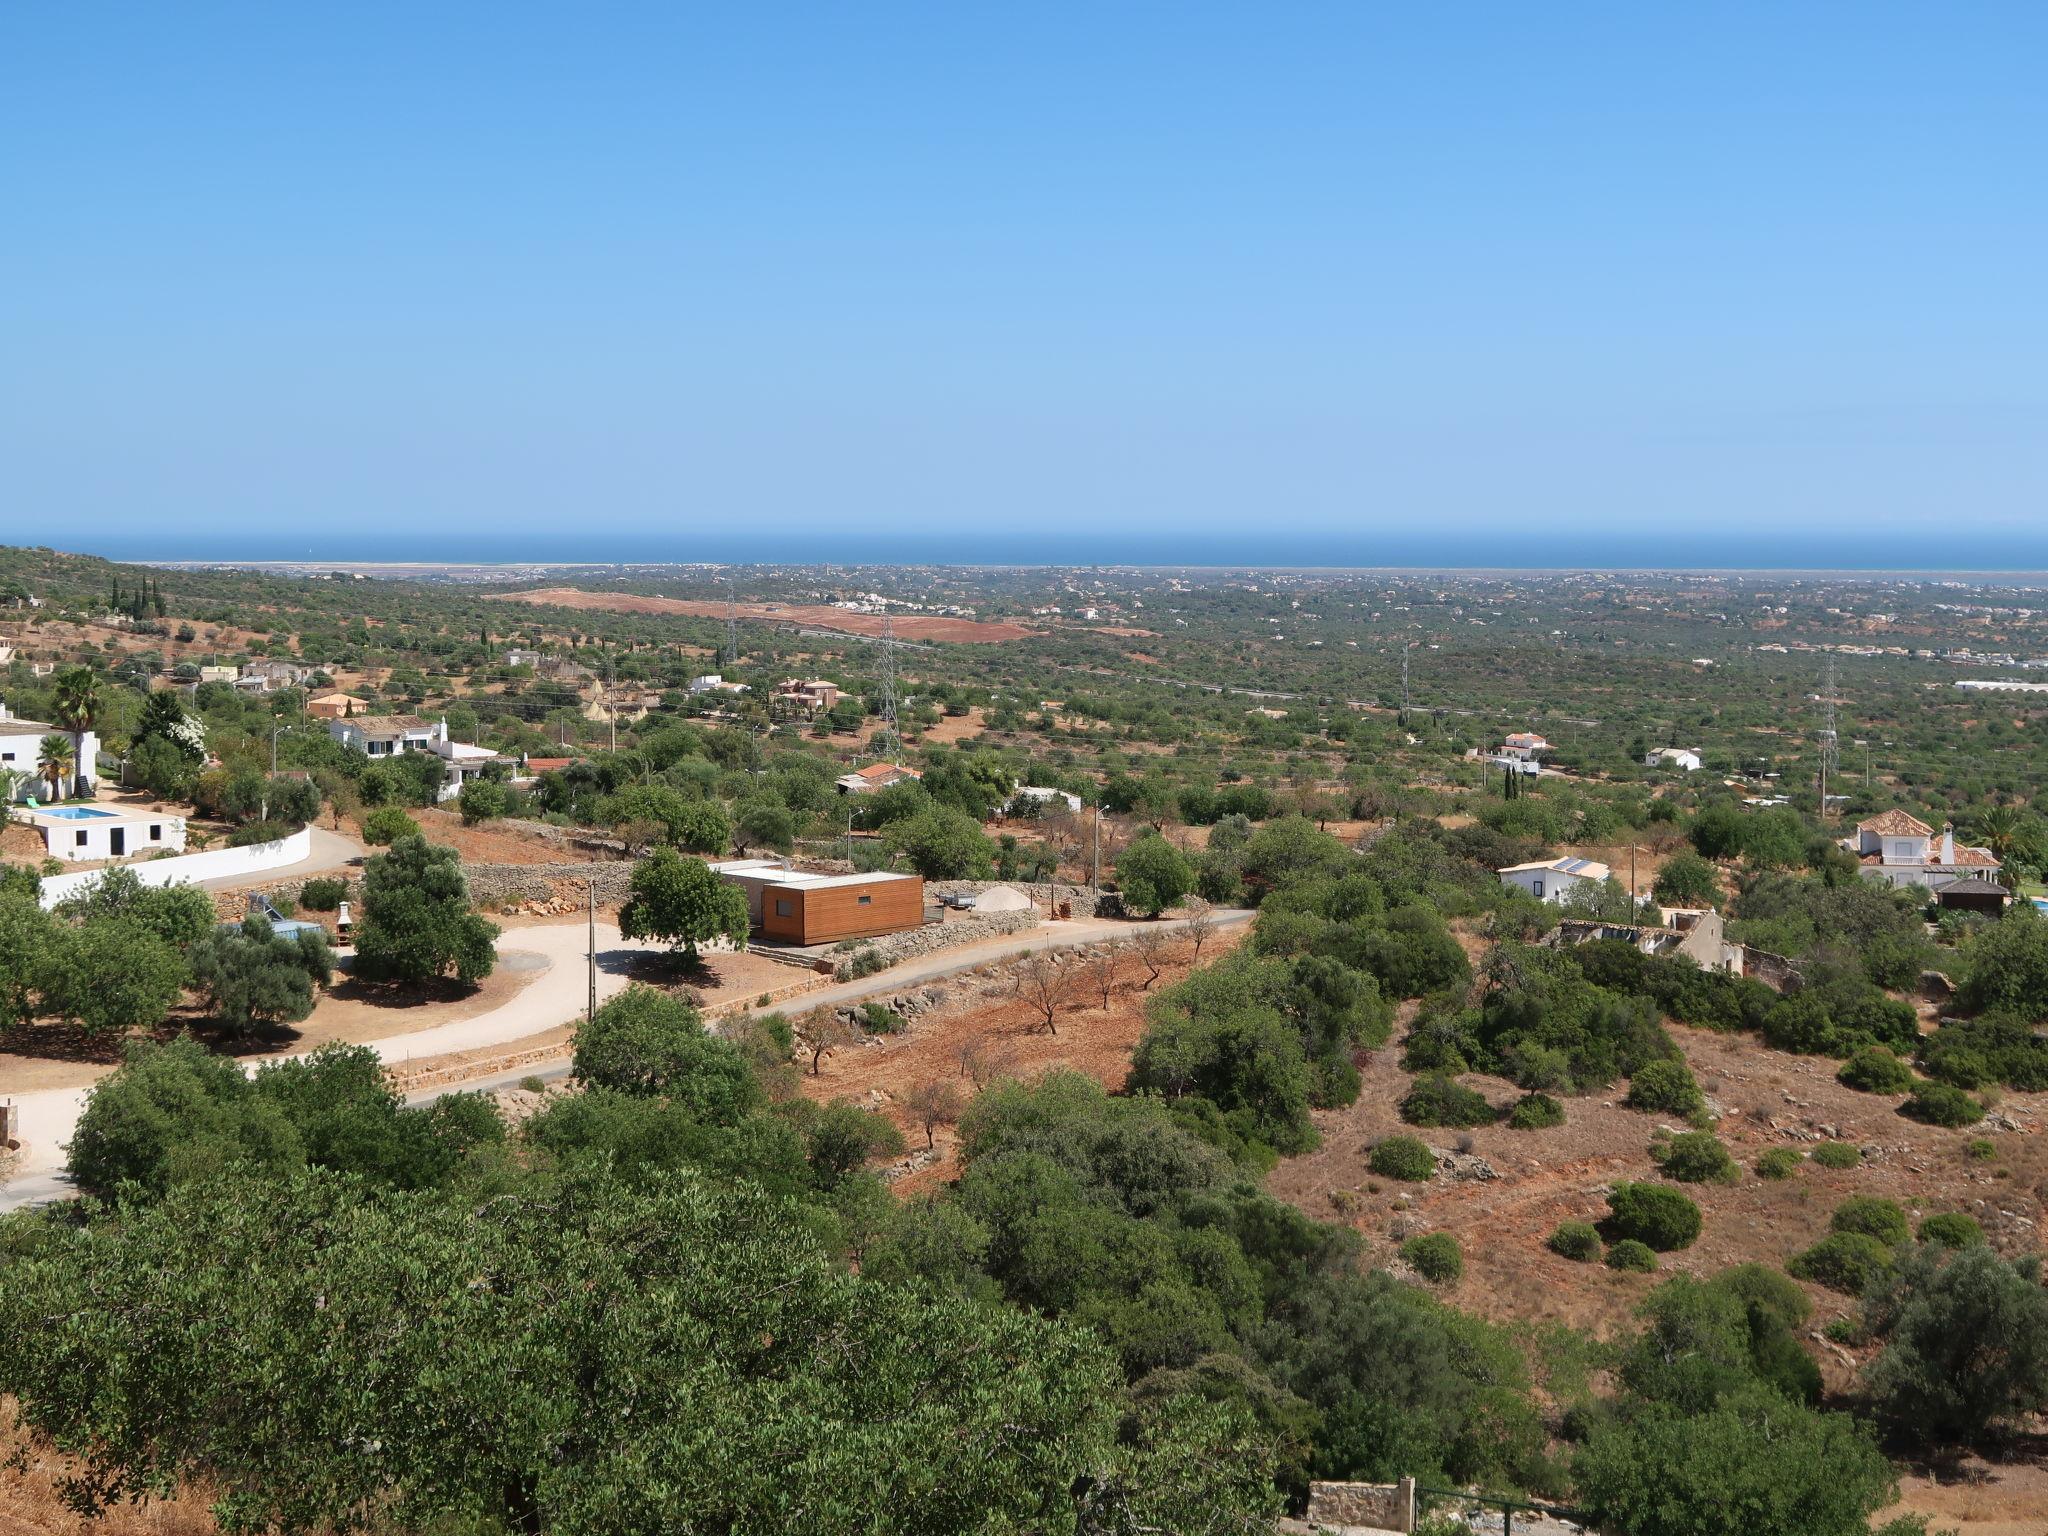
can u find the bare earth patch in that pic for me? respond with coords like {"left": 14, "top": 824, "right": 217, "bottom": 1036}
{"left": 487, "top": 588, "right": 1036, "bottom": 644}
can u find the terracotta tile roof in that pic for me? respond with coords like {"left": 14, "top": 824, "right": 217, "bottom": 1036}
{"left": 524, "top": 757, "right": 575, "bottom": 772}
{"left": 1858, "top": 810, "right": 1934, "bottom": 837}
{"left": 852, "top": 762, "right": 919, "bottom": 783}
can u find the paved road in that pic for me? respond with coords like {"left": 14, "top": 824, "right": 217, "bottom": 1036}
{"left": 3, "top": 909, "right": 1249, "bottom": 1209}
{"left": 199, "top": 825, "right": 366, "bottom": 893}
{"left": 0, "top": 919, "right": 667, "bottom": 1213}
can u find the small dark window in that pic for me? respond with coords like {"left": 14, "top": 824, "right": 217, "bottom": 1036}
{"left": 858, "top": 893, "right": 872, "bottom": 905}
{"left": 774, "top": 898, "right": 793, "bottom": 917}
{"left": 150, "top": 824, "right": 163, "bottom": 841}
{"left": 76, "top": 830, "right": 89, "bottom": 847}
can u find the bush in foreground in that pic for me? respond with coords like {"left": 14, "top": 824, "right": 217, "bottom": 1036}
{"left": 1830, "top": 1196, "right": 1910, "bottom": 1247}
{"left": 1810, "top": 1142, "right": 1862, "bottom": 1169}
{"left": 1624, "top": 1059, "right": 1705, "bottom": 1118}
{"left": 1401, "top": 1232, "right": 1463, "bottom": 1284}
{"left": 1605, "top": 1183, "right": 1702, "bottom": 1251}
{"left": 1917, "top": 1212, "right": 1985, "bottom": 1249}
{"left": 1507, "top": 1092, "right": 1564, "bottom": 1130}
{"left": 1902, "top": 1081, "right": 1984, "bottom": 1129}
{"left": 1656, "top": 1131, "right": 1739, "bottom": 1186}
{"left": 1837, "top": 1046, "right": 1916, "bottom": 1096}
{"left": 1548, "top": 1222, "right": 1602, "bottom": 1262}
{"left": 1368, "top": 1135, "right": 1437, "bottom": 1182}
{"left": 1605, "top": 1239, "right": 1658, "bottom": 1272}
{"left": 1788, "top": 1232, "right": 1895, "bottom": 1295}
{"left": 1400, "top": 1074, "right": 1495, "bottom": 1128}
{"left": 1754, "top": 1148, "right": 1802, "bottom": 1180}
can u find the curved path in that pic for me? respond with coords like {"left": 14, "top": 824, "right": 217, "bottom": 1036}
{"left": 0, "top": 909, "right": 1249, "bottom": 1210}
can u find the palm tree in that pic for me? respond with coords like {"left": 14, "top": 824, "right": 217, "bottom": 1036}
{"left": 38, "top": 735, "right": 75, "bottom": 802}
{"left": 52, "top": 666, "right": 103, "bottom": 796}
{"left": 1967, "top": 805, "right": 2041, "bottom": 891}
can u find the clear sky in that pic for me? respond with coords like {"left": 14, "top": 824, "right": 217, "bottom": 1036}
{"left": 4, "top": 3, "right": 2044, "bottom": 567}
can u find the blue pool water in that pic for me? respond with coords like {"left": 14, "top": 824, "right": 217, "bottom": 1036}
{"left": 40, "top": 806, "right": 114, "bottom": 820}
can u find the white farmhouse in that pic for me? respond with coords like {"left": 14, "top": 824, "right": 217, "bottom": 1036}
{"left": 1501, "top": 732, "right": 1551, "bottom": 762}
{"left": 1498, "top": 856, "right": 1612, "bottom": 904}
{"left": 1, "top": 703, "right": 98, "bottom": 801}
{"left": 1842, "top": 811, "right": 2001, "bottom": 891}
{"left": 1643, "top": 747, "right": 1702, "bottom": 772}
{"left": 18, "top": 804, "right": 186, "bottom": 862}
{"left": 326, "top": 715, "right": 514, "bottom": 802}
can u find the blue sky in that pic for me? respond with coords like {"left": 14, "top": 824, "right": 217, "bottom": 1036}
{"left": 3, "top": 4, "right": 2044, "bottom": 567}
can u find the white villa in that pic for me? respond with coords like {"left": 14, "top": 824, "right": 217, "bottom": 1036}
{"left": 1643, "top": 747, "right": 1702, "bottom": 772}
{"left": 1010, "top": 785, "right": 1083, "bottom": 814}
{"left": 326, "top": 715, "right": 513, "bottom": 802}
{"left": 1498, "top": 855, "right": 1613, "bottom": 904}
{"left": 1, "top": 703, "right": 98, "bottom": 801}
{"left": 17, "top": 803, "right": 187, "bottom": 863}
{"left": 1501, "top": 732, "right": 1551, "bottom": 761}
{"left": 1842, "top": 811, "right": 2002, "bottom": 892}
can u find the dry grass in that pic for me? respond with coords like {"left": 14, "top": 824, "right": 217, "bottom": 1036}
{"left": 0, "top": 1406, "right": 217, "bottom": 1536}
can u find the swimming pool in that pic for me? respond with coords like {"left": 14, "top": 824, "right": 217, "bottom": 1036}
{"left": 38, "top": 806, "right": 115, "bottom": 820}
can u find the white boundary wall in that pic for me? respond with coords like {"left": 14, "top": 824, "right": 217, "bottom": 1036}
{"left": 37, "top": 828, "right": 312, "bottom": 909}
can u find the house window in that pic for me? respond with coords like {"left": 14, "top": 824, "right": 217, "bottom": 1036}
{"left": 774, "top": 898, "right": 793, "bottom": 917}
{"left": 857, "top": 893, "right": 872, "bottom": 906}
{"left": 1533, "top": 879, "right": 1545, "bottom": 899}
{"left": 150, "top": 824, "right": 163, "bottom": 841}
{"left": 75, "top": 831, "right": 88, "bottom": 847}
{"left": 1, "top": 752, "right": 13, "bottom": 762}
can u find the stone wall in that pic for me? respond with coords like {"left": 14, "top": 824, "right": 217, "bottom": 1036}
{"left": 842, "top": 908, "right": 1039, "bottom": 968}
{"left": 462, "top": 861, "right": 639, "bottom": 912}
{"left": 1305, "top": 1478, "right": 1414, "bottom": 1532}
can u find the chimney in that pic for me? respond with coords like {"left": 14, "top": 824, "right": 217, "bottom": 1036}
{"left": 1940, "top": 826, "right": 1955, "bottom": 863}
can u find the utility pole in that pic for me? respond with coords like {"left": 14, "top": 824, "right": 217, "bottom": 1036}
{"left": 1091, "top": 803, "right": 1101, "bottom": 889}
{"left": 725, "top": 578, "right": 739, "bottom": 672}
{"left": 1399, "top": 641, "right": 1412, "bottom": 726}
{"left": 586, "top": 879, "right": 597, "bottom": 1025}
{"left": 1818, "top": 654, "right": 1839, "bottom": 818}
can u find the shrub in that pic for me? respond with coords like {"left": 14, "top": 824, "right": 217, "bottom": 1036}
{"left": 1754, "top": 1147, "right": 1802, "bottom": 1180}
{"left": 1400, "top": 1073, "right": 1495, "bottom": 1128}
{"left": 1902, "top": 1081, "right": 1984, "bottom": 1129}
{"left": 517, "top": 1075, "right": 547, "bottom": 1094}
{"left": 1917, "top": 1212, "right": 1985, "bottom": 1249}
{"left": 1401, "top": 1232, "right": 1463, "bottom": 1284}
{"left": 1831, "top": 1196, "right": 1910, "bottom": 1247}
{"left": 1605, "top": 1182, "right": 1702, "bottom": 1251}
{"left": 1548, "top": 1221, "right": 1602, "bottom": 1261}
{"left": 1657, "top": 1131, "right": 1739, "bottom": 1185}
{"left": 1624, "top": 1059, "right": 1705, "bottom": 1118}
{"left": 1811, "top": 1141, "right": 1862, "bottom": 1169}
{"left": 1605, "top": 1239, "right": 1658, "bottom": 1272}
{"left": 1506, "top": 1092, "right": 1564, "bottom": 1130}
{"left": 1787, "top": 1231, "right": 1894, "bottom": 1295}
{"left": 1838, "top": 1046, "right": 1916, "bottom": 1095}
{"left": 297, "top": 877, "right": 348, "bottom": 912}
{"left": 858, "top": 1001, "right": 900, "bottom": 1034}
{"left": 834, "top": 945, "right": 888, "bottom": 982}
{"left": 1965, "top": 1138, "right": 1997, "bottom": 1162}
{"left": 361, "top": 806, "right": 419, "bottom": 846}
{"left": 1369, "top": 1134, "right": 1438, "bottom": 1182}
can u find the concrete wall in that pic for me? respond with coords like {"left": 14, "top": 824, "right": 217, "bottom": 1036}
{"left": 38, "top": 828, "right": 311, "bottom": 909}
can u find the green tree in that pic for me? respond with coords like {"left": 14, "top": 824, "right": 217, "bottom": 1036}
{"left": 1651, "top": 851, "right": 1721, "bottom": 909}
{"left": 1959, "top": 908, "right": 2048, "bottom": 1019}
{"left": 573, "top": 984, "right": 759, "bottom": 1122}
{"left": 734, "top": 798, "right": 796, "bottom": 853}
{"left": 0, "top": 1169, "right": 1279, "bottom": 1534}
{"left": 458, "top": 778, "right": 511, "bottom": 825}
{"left": 1863, "top": 1243, "right": 2048, "bottom": 1444}
{"left": 37, "top": 919, "right": 186, "bottom": 1040}
{"left": 186, "top": 918, "right": 334, "bottom": 1037}
{"left": 37, "top": 733, "right": 75, "bottom": 801}
{"left": 1117, "top": 832, "right": 1196, "bottom": 917}
{"left": 885, "top": 806, "right": 996, "bottom": 879}
{"left": 0, "top": 889, "right": 56, "bottom": 1029}
{"left": 361, "top": 805, "right": 420, "bottom": 845}
{"left": 52, "top": 666, "right": 103, "bottom": 795}
{"left": 618, "top": 846, "right": 750, "bottom": 961}
{"left": 55, "top": 868, "right": 215, "bottom": 950}
{"left": 352, "top": 834, "right": 499, "bottom": 985}
{"left": 1575, "top": 1385, "right": 1895, "bottom": 1536}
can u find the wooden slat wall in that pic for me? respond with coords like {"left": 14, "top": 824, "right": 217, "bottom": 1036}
{"left": 762, "top": 876, "right": 923, "bottom": 944}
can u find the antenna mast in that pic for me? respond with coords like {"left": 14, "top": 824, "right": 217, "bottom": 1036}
{"left": 878, "top": 610, "right": 899, "bottom": 755}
